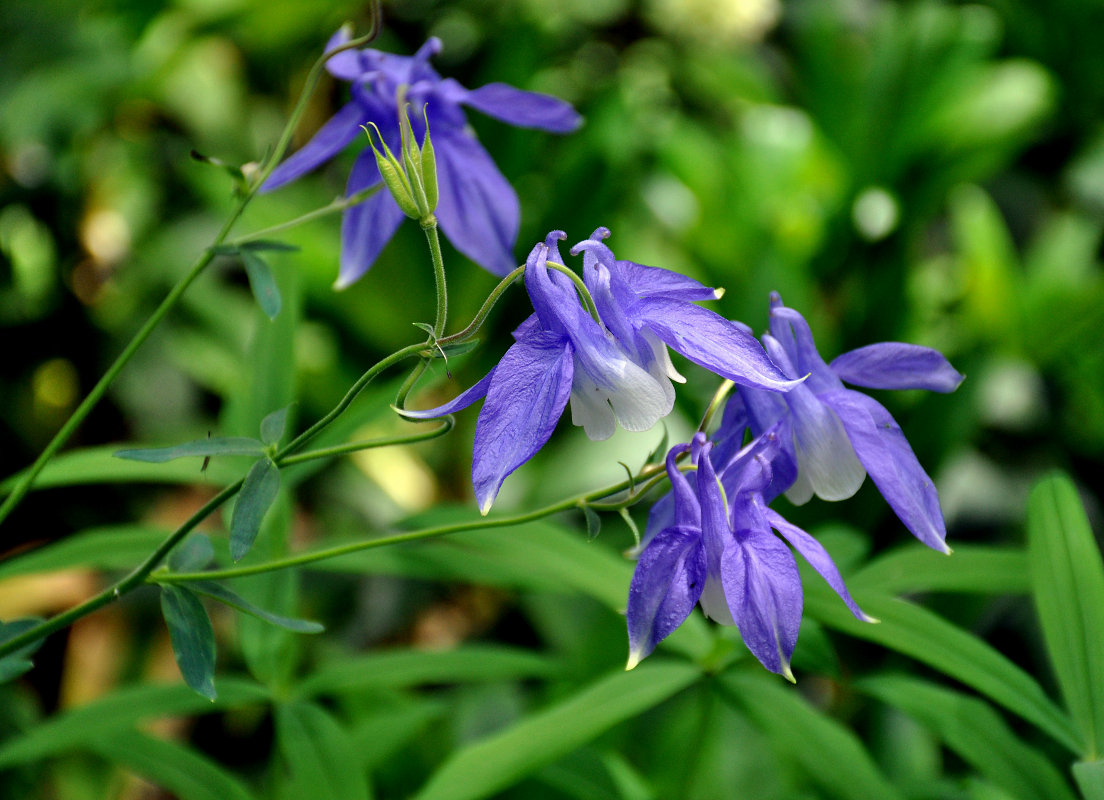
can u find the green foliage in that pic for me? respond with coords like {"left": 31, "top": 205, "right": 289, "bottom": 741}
{"left": 160, "top": 585, "right": 218, "bottom": 700}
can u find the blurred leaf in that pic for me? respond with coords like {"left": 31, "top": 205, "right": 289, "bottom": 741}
{"left": 0, "top": 679, "right": 269, "bottom": 767}
{"left": 0, "top": 525, "right": 167, "bottom": 580}
{"left": 583, "top": 506, "right": 602, "bottom": 541}
{"left": 413, "top": 661, "right": 700, "bottom": 800}
{"left": 351, "top": 701, "right": 448, "bottom": 771}
{"left": 1073, "top": 760, "right": 1104, "bottom": 800}
{"left": 160, "top": 585, "right": 217, "bottom": 700}
{"left": 169, "top": 533, "right": 215, "bottom": 573}
{"left": 852, "top": 545, "right": 1029, "bottom": 596}
{"left": 299, "top": 645, "right": 557, "bottom": 698}
{"left": 0, "top": 617, "right": 45, "bottom": 683}
{"left": 89, "top": 729, "right": 255, "bottom": 800}
{"left": 260, "top": 404, "right": 292, "bottom": 445}
{"left": 190, "top": 580, "right": 323, "bottom": 633}
{"left": 860, "top": 674, "right": 1075, "bottom": 800}
{"left": 230, "top": 457, "right": 281, "bottom": 562}
{"left": 1027, "top": 472, "right": 1104, "bottom": 759}
{"left": 805, "top": 585, "right": 1079, "bottom": 752}
{"left": 241, "top": 250, "right": 282, "bottom": 320}
{"left": 0, "top": 446, "right": 242, "bottom": 493}
{"left": 313, "top": 517, "right": 713, "bottom": 661}
{"left": 720, "top": 671, "right": 904, "bottom": 800}
{"left": 113, "top": 437, "right": 265, "bottom": 463}
{"left": 275, "top": 701, "right": 371, "bottom": 800}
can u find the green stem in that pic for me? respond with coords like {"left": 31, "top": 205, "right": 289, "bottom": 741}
{"left": 155, "top": 469, "right": 652, "bottom": 585}
{"left": 225, "top": 185, "right": 382, "bottom": 248}
{"left": 438, "top": 265, "right": 525, "bottom": 346}
{"left": 276, "top": 416, "right": 453, "bottom": 466}
{"left": 0, "top": 338, "right": 424, "bottom": 660}
{"left": 547, "top": 261, "right": 601, "bottom": 325}
{"left": 0, "top": 21, "right": 383, "bottom": 531}
{"left": 423, "top": 220, "right": 447, "bottom": 338}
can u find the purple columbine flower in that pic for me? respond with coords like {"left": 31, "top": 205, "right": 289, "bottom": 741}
{"left": 261, "top": 30, "right": 582, "bottom": 287}
{"left": 402, "top": 231, "right": 800, "bottom": 514}
{"left": 626, "top": 432, "right": 873, "bottom": 677}
{"left": 725, "top": 292, "right": 965, "bottom": 553}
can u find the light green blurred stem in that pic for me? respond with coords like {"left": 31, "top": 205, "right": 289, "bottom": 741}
{"left": 154, "top": 463, "right": 667, "bottom": 585}
{"left": 226, "top": 184, "right": 382, "bottom": 248}
{"left": 0, "top": 28, "right": 381, "bottom": 532}
{"left": 0, "top": 339, "right": 424, "bottom": 660}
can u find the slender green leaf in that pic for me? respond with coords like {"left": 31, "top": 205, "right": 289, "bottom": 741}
{"left": 230, "top": 457, "right": 281, "bottom": 562}
{"left": 169, "top": 533, "right": 215, "bottom": 573}
{"left": 0, "top": 525, "right": 168, "bottom": 580}
{"left": 0, "top": 679, "right": 269, "bottom": 767}
{"left": 805, "top": 585, "right": 1079, "bottom": 752}
{"left": 859, "top": 674, "right": 1076, "bottom": 800}
{"left": 241, "top": 250, "right": 282, "bottom": 319}
{"left": 160, "top": 585, "right": 217, "bottom": 700}
{"left": 1074, "top": 760, "right": 1104, "bottom": 800}
{"left": 350, "top": 701, "right": 448, "bottom": 771}
{"left": 275, "top": 702, "right": 371, "bottom": 800}
{"left": 720, "top": 671, "right": 904, "bottom": 800}
{"left": 413, "top": 661, "right": 700, "bottom": 800}
{"left": 852, "top": 545, "right": 1029, "bottom": 596}
{"left": 260, "top": 404, "right": 292, "bottom": 445}
{"left": 299, "top": 645, "right": 556, "bottom": 698}
{"left": 190, "top": 580, "right": 322, "bottom": 633}
{"left": 1027, "top": 472, "right": 1104, "bottom": 758}
{"left": 0, "top": 446, "right": 240, "bottom": 493}
{"left": 114, "top": 437, "right": 264, "bottom": 463}
{"left": 0, "top": 617, "right": 45, "bottom": 683}
{"left": 89, "top": 729, "right": 255, "bottom": 800}
{"left": 439, "top": 339, "right": 479, "bottom": 358}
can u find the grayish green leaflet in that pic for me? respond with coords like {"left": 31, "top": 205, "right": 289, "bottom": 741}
{"left": 240, "top": 250, "right": 282, "bottom": 319}
{"left": 189, "top": 581, "right": 323, "bottom": 633}
{"left": 1027, "top": 472, "right": 1104, "bottom": 760}
{"left": 0, "top": 618, "right": 45, "bottom": 683}
{"left": 412, "top": 661, "right": 700, "bottom": 800}
{"left": 160, "top": 585, "right": 217, "bottom": 700}
{"left": 859, "top": 674, "right": 1076, "bottom": 800}
{"left": 261, "top": 403, "right": 292, "bottom": 445}
{"left": 229, "top": 457, "right": 281, "bottom": 562}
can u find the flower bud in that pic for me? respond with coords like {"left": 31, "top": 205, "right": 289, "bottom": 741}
{"left": 361, "top": 123, "right": 420, "bottom": 219}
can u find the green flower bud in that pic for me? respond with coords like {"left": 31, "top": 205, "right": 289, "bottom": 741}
{"left": 361, "top": 123, "right": 419, "bottom": 219}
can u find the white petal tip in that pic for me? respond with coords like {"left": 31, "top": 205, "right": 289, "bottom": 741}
{"left": 625, "top": 651, "right": 644, "bottom": 671}
{"left": 861, "top": 614, "right": 881, "bottom": 624}
{"left": 478, "top": 499, "right": 493, "bottom": 516}
{"left": 781, "top": 663, "right": 796, "bottom": 684}
{"left": 713, "top": 287, "right": 725, "bottom": 300}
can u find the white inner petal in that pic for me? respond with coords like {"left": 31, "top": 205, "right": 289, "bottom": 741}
{"left": 699, "top": 574, "right": 735, "bottom": 625}
{"left": 606, "top": 357, "right": 674, "bottom": 432}
{"left": 791, "top": 399, "right": 866, "bottom": 501}
{"left": 642, "top": 329, "right": 686, "bottom": 384}
{"left": 569, "top": 371, "right": 617, "bottom": 441}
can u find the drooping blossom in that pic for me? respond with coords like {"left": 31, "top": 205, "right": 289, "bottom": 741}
{"left": 262, "top": 31, "right": 582, "bottom": 286}
{"left": 726, "top": 293, "right": 964, "bottom": 553}
{"left": 626, "top": 431, "right": 873, "bottom": 677}
{"left": 402, "top": 231, "right": 799, "bottom": 513}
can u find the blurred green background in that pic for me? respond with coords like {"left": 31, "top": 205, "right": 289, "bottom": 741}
{"left": 2, "top": 0, "right": 1104, "bottom": 798}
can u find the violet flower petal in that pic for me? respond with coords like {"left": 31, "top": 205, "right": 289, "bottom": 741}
{"left": 830, "top": 342, "right": 965, "bottom": 393}
{"left": 434, "top": 126, "right": 520, "bottom": 276}
{"left": 471, "top": 331, "right": 574, "bottom": 513}
{"left": 635, "top": 298, "right": 803, "bottom": 392}
{"left": 626, "top": 526, "right": 707, "bottom": 669}
{"left": 261, "top": 102, "right": 367, "bottom": 192}
{"left": 722, "top": 527, "right": 803, "bottom": 679}
{"left": 823, "top": 388, "right": 951, "bottom": 553}
{"left": 459, "top": 82, "right": 583, "bottom": 133}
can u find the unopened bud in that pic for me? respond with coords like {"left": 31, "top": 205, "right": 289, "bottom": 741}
{"left": 362, "top": 123, "right": 419, "bottom": 219}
